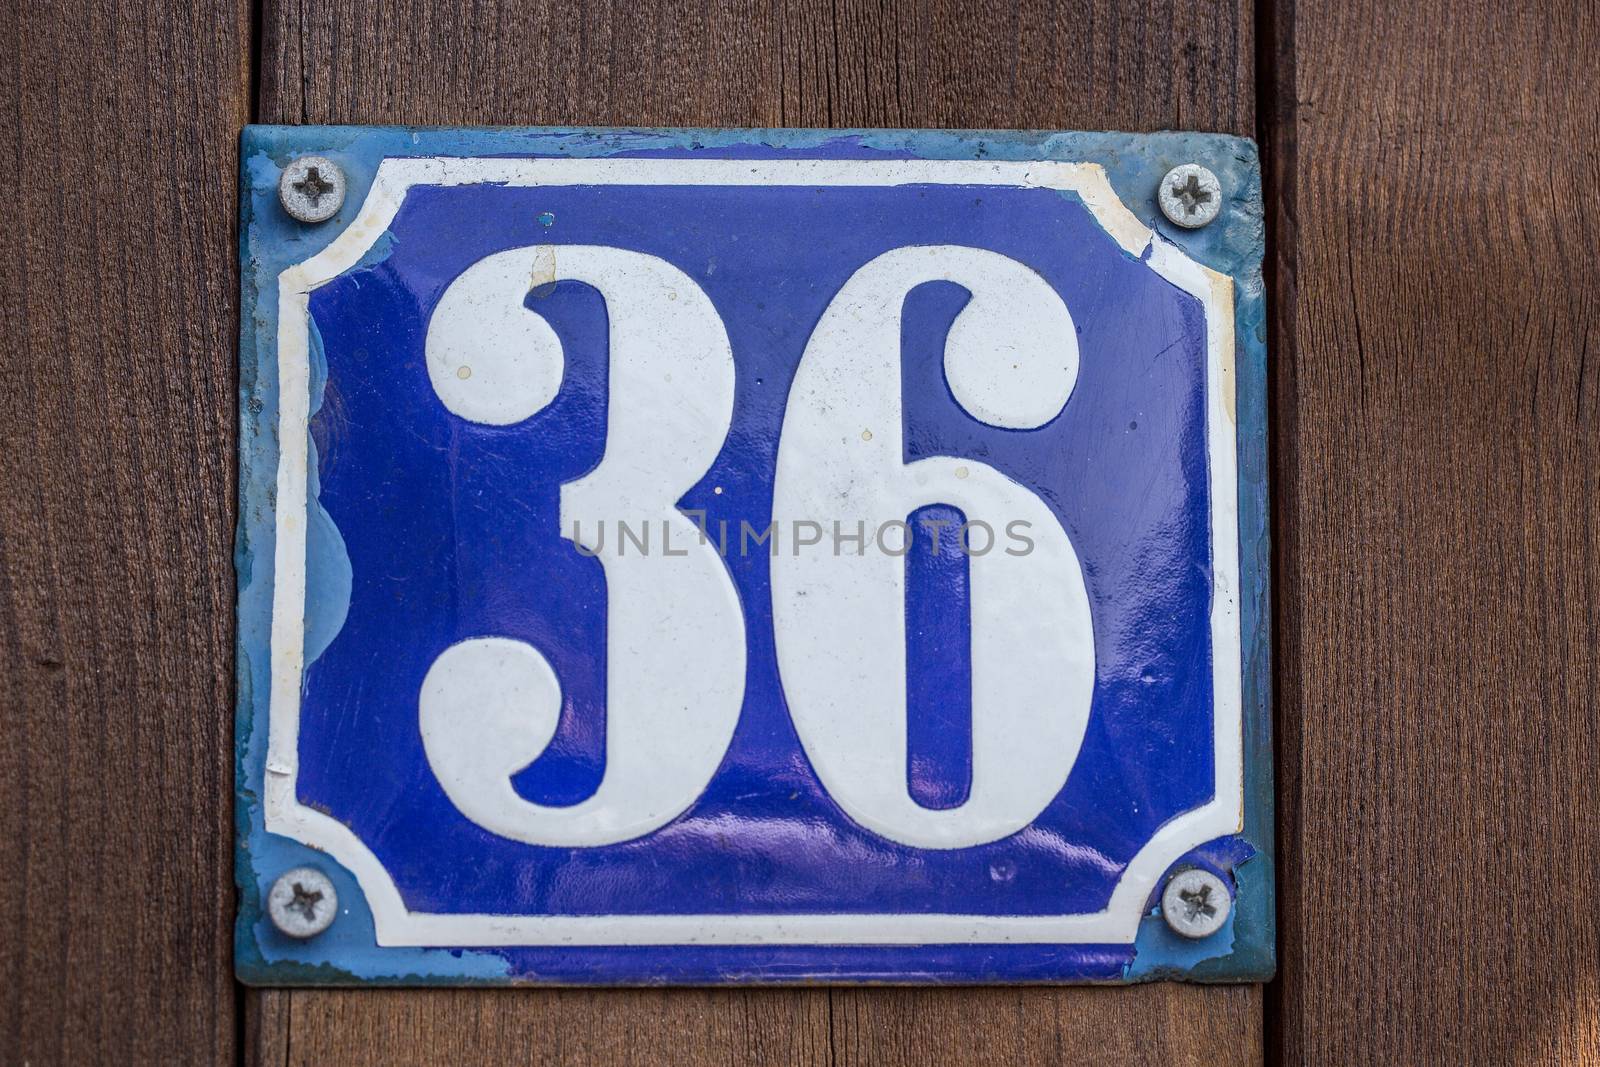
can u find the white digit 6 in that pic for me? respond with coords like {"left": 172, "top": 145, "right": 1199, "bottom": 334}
{"left": 771, "top": 246, "right": 1095, "bottom": 850}
{"left": 418, "top": 245, "right": 745, "bottom": 847}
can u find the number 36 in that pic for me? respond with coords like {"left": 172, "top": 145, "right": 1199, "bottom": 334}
{"left": 415, "top": 244, "right": 1094, "bottom": 851}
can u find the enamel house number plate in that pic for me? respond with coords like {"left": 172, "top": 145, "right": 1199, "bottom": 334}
{"left": 236, "top": 128, "right": 1272, "bottom": 985}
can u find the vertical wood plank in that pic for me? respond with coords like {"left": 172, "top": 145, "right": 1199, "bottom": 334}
{"left": 1268, "top": 0, "right": 1600, "bottom": 1063}
{"left": 271, "top": 988, "right": 833, "bottom": 1067}
{"left": 261, "top": 0, "right": 1253, "bottom": 134}
{"left": 828, "top": 985, "right": 1262, "bottom": 1067}
{"left": 0, "top": 0, "right": 251, "bottom": 1064}
{"left": 252, "top": 2, "right": 1261, "bottom": 1063}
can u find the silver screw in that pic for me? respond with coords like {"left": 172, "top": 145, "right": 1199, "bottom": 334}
{"left": 267, "top": 866, "right": 338, "bottom": 939}
{"left": 1157, "top": 163, "right": 1223, "bottom": 229}
{"left": 278, "top": 156, "right": 347, "bottom": 224}
{"left": 1160, "top": 868, "right": 1231, "bottom": 939}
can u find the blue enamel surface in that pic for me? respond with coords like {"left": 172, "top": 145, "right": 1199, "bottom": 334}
{"left": 904, "top": 501, "right": 974, "bottom": 810}
{"left": 236, "top": 127, "right": 1272, "bottom": 985}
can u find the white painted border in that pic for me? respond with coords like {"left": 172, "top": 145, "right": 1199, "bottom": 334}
{"left": 266, "top": 157, "right": 1242, "bottom": 948}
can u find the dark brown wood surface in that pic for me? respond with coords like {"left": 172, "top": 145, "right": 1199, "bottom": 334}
{"left": 253, "top": 984, "right": 1262, "bottom": 1067}
{"left": 261, "top": 0, "right": 1254, "bottom": 132}
{"left": 0, "top": 0, "right": 250, "bottom": 1065}
{"left": 1267, "top": 0, "right": 1600, "bottom": 1063}
{"left": 248, "top": 1, "right": 1262, "bottom": 1065}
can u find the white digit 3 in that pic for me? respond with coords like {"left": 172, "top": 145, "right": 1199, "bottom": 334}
{"left": 771, "top": 245, "right": 1095, "bottom": 849}
{"left": 418, "top": 245, "right": 746, "bottom": 847}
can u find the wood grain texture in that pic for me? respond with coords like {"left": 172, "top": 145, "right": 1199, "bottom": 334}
{"left": 260, "top": 0, "right": 1253, "bottom": 134}
{"left": 1268, "top": 0, "right": 1600, "bottom": 1063}
{"left": 0, "top": 0, "right": 250, "bottom": 1064}
{"left": 257, "top": 985, "right": 1261, "bottom": 1067}
{"left": 252, "top": 1, "right": 1260, "bottom": 1064}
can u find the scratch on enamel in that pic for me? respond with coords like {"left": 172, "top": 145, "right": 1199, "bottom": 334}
{"left": 1209, "top": 270, "right": 1237, "bottom": 425}
{"left": 1065, "top": 163, "right": 1152, "bottom": 256}
{"left": 531, "top": 246, "right": 557, "bottom": 289}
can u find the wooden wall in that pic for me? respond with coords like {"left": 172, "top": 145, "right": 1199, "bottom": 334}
{"left": 0, "top": 1, "right": 249, "bottom": 1063}
{"left": 1269, "top": 1, "right": 1600, "bottom": 1062}
{"left": 2, "top": 1, "right": 1595, "bottom": 1064}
